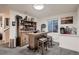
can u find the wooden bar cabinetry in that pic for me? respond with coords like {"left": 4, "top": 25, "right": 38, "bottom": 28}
{"left": 19, "top": 31, "right": 27, "bottom": 46}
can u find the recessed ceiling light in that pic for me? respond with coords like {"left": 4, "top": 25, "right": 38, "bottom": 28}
{"left": 33, "top": 4, "right": 44, "bottom": 10}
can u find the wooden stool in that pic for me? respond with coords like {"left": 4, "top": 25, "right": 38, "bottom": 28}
{"left": 38, "top": 38, "right": 48, "bottom": 55}
{"left": 47, "top": 36, "right": 53, "bottom": 47}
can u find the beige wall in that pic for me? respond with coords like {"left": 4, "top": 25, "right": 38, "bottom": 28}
{"left": 0, "top": 5, "right": 10, "bottom": 44}
{"left": 0, "top": 5, "right": 10, "bottom": 29}
{"left": 0, "top": 5, "right": 10, "bottom": 18}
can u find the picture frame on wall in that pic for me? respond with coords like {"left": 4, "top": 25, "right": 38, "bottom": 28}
{"left": 61, "top": 16, "right": 73, "bottom": 24}
{"left": 12, "top": 21, "right": 16, "bottom": 26}
{"left": 41, "top": 24, "right": 46, "bottom": 32}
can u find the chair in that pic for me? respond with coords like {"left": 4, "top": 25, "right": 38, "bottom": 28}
{"left": 38, "top": 38, "right": 48, "bottom": 55}
{"left": 47, "top": 36, "right": 53, "bottom": 47}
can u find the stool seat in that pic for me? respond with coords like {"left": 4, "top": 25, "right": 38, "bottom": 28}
{"left": 39, "top": 38, "right": 47, "bottom": 42}
{"left": 38, "top": 38, "right": 48, "bottom": 55}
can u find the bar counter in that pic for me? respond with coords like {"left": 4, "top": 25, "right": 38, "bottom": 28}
{"left": 28, "top": 32, "right": 47, "bottom": 49}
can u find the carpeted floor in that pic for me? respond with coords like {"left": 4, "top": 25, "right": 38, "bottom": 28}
{"left": 0, "top": 42, "right": 79, "bottom": 55}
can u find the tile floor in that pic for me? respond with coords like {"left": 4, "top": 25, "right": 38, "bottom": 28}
{"left": 0, "top": 42, "right": 79, "bottom": 55}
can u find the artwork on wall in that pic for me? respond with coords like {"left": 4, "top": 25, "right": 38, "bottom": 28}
{"left": 41, "top": 24, "right": 46, "bottom": 32}
{"left": 61, "top": 16, "right": 73, "bottom": 24}
{"left": 48, "top": 18, "right": 58, "bottom": 32}
{"left": 12, "top": 21, "right": 16, "bottom": 26}
{"left": 53, "top": 20, "right": 58, "bottom": 32}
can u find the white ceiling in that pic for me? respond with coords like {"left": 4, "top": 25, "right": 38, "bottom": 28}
{"left": 2, "top": 4, "right": 79, "bottom": 19}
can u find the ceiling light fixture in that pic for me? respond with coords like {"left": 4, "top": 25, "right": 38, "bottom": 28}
{"left": 33, "top": 4, "right": 44, "bottom": 10}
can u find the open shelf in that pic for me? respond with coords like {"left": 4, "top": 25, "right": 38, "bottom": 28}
{"left": 21, "top": 20, "right": 37, "bottom": 31}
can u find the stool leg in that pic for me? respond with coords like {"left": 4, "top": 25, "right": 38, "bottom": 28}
{"left": 46, "top": 42, "right": 48, "bottom": 51}
{"left": 37, "top": 41, "right": 39, "bottom": 52}
{"left": 51, "top": 39, "right": 52, "bottom": 46}
{"left": 42, "top": 42, "right": 44, "bottom": 55}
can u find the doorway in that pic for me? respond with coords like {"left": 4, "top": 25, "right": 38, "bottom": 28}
{"left": 0, "top": 14, "right": 10, "bottom": 47}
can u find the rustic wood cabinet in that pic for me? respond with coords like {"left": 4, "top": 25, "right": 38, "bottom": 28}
{"left": 16, "top": 15, "right": 37, "bottom": 47}
{"left": 19, "top": 31, "right": 28, "bottom": 46}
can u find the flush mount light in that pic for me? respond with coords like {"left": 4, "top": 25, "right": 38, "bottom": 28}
{"left": 33, "top": 4, "right": 44, "bottom": 10}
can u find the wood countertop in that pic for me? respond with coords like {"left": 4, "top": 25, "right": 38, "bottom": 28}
{"left": 19, "top": 30, "right": 34, "bottom": 33}
{"left": 28, "top": 32, "right": 48, "bottom": 36}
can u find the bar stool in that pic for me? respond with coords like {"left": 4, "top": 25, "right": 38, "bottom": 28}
{"left": 38, "top": 38, "right": 48, "bottom": 55}
{"left": 47, "top": 36, "right": 53, "bottom": 47}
